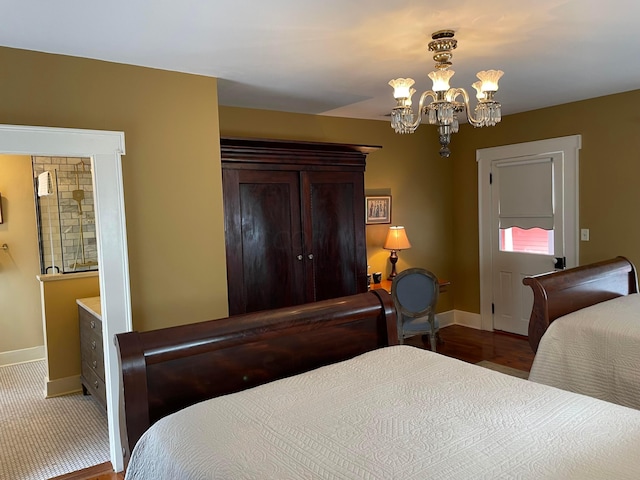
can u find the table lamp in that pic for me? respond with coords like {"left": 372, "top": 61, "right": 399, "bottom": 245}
{"left": 383, "top": 226, "right": 411, "bottom": 279}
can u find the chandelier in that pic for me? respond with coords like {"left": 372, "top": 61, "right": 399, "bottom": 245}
{"left": 389, "top": 30, "right": 503, "bottom": 157}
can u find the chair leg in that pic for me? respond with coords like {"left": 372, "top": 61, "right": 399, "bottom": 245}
{"left": 428, "top": 318, "right": 438, "bottom": 352}
{"left": 419, "top": 333, "right": 437, "bottom": 352}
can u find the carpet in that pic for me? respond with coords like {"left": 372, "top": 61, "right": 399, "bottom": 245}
{"left": 476, "top": 360, "right": 529, "bottom": 379}
{"left": 0, "top": 360, "right": 109, "bottom": 480}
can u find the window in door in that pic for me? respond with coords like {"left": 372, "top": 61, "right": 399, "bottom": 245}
{"left": 499, "top": 227, "right": 554, "bottom": 255}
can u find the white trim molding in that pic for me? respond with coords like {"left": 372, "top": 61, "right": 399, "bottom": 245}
{"left": 45, "top": 375, "right": 82, "bottom": 398}
{"left": 453, "top": 310, "right": 482, "bottom": 330}
{"left": 435, "top": 311, "right": 455, "bottom": 328}
{"left": 435, "top": 310, "right": 482, "bottom": 330}
{"left": 0, "top": 346, "right": 45, "bottom": 367}
{"left": 0, "top": 124, "right": 131, "bottom": 472}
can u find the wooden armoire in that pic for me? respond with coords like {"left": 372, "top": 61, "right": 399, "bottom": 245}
{"left": 221, "top": 137, "right": 380, "bottom": 315}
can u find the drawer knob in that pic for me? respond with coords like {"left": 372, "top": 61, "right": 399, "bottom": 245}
{"left": 91, "top": 340, "right": 96, "bottom": 350}
{"left": 94, "top": 380, "right": 99, "bottom": 389}
{"left": 90, "top": 320, "right": 96, "bottom": 329}
{"left": 92, "top": 360, "right": 97, "bottom": 368}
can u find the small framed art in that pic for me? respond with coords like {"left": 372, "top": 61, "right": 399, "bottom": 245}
{"left": 365, "top": 195, "right": 391, "bottom": 224}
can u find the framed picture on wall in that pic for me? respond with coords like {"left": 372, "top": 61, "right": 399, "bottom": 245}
{"left": 365, "top": 195, "right": 391, "bottom": 224}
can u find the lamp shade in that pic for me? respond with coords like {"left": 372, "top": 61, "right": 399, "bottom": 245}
{"left": 428, "top": 69, "right": 454, "bottom": 92}
{"left": 476, "top": 69, "right": 503, "bottom": 92}
{"left": 383, "top": 226, "right": 411, "bottom": 251}
{"left": 389, "top": 78, "right": 415, "bottom": 99}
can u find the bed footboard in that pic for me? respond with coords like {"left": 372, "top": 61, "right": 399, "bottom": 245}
{"left": 116, "top": 290, "right": 397, "bottom": 464}
{"left": 523, "top": 256, "right": 638, "bottom": 352}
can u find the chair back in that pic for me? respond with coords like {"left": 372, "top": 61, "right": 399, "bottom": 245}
{"left": 392, "top": 268, "right": 439, "bottom": 319}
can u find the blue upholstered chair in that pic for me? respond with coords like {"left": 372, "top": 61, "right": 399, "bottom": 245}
{"left": 391, "top": 268, "right": 440, "bottom": 351}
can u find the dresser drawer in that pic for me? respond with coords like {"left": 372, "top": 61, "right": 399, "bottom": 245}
{"left": 80, "top": 328, "right": 104, "bottom": 377}
{"left": 80, "top": 339, "right": 105, "bottom": 381}
{"left": 78, "top": 299, "right": 106, "bottom": 411}
{"left": 81, "top": 361, "right": 107, "bottom": 408}
{"left": 79, "top": 308, "right": 102, "bottom": 336}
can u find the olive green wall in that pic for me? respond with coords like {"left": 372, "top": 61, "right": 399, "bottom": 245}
{"left": 219, "top": 107, "right": 455, "bottom": 312}
{"left": 6, "top": 45, "right": 636, "bottom": 334}
{"left": 0, "top": 46, "right": 228, "bottom": 333}
{"left": 451, "top": 89, "right": 640, "bottom": 313}
{"left": 0, "top": 155, "right": 43, "bottom": 355}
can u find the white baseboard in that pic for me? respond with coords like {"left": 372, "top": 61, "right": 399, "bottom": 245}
{"left": 453, "top": 310, "right": 482, "bottom": 330}
{"left": 436, "top": 310, "right": 455, "bottom": 328}
{"left": 436, "top": 310, "right": 483, "bottom": 330}
{"left": 45, "top": 375, "right": 82, "bottom": 398}
{"left": 0, "top": 345, "right": 45, "bottom": 367}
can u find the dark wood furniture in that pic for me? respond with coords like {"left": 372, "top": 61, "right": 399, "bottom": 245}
{"left": 115, "top": 290, "right": 397, "bottom": 465}
{"left": 523, "top": 256, "right": 638, "bottom": 352}
{"left": 78, "top": 297, "right": 107, "bottom": 410}
{"left": 221, "top": 137, "right": 380, "bottom": 315}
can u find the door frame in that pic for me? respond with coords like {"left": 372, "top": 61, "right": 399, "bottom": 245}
{"left": 0, "top": 124, "right": 131, "bottom": 472}
{"left": 477, "top": 135, "right": 581, "bottom": 331}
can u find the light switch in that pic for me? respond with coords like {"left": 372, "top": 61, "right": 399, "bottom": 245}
{"left": 580, "top": 228, "right": 590, "bottom": 241}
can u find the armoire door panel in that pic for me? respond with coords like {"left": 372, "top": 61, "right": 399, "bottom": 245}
{"left": 224, "top": 169, "right": 304, "bottom": 314}
{"left": 302, "top": 171, "right": 367, "bottom": 302}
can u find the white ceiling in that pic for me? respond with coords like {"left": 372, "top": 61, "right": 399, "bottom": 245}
{"left": 2, "top": 0, "right": 639, "bottom": 122}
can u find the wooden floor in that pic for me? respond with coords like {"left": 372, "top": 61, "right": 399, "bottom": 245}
{"left": 406, "top": 324, "right": 535, "bottom": 372}
{"left": 60, "top": 324, "right": 534, "bottom": 480}
{"left": 49, "top": 462, "right": 124, "bottom": 480}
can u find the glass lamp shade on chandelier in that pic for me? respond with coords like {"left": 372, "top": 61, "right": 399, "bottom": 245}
{"left": 389, "top": 29, "right": 503, "bottom": 158}
{"left": 383, "top": 226, "right": 412, "bottom": 280}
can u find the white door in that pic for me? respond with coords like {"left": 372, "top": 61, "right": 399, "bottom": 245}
{"left": 478, "top": 136, "right": 581, "bottom": 335}
{"left": 491, "top": 155, "right": 563, "bottom": 334}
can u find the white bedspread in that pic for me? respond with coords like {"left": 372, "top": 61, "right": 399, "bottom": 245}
{"left": 529, "top": 293, "right": 640, "bottom": 409}
{"left": 126, "top": 345, "right": 640, "bottom": 479}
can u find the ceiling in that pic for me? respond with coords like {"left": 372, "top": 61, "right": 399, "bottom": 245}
{"left": 2, "top": 0, "right": 639, "bottom": 122}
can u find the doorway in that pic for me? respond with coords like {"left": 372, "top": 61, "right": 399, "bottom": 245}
{"left": 478, "top": 135, "right": 581, "bottom": 334}
{"left": 0, "top": 125, "right": 131, "bottom": 472}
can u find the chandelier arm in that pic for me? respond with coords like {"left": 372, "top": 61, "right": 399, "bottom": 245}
{"left": 448, "top": 88, "right": 483, "bottom": 127}
{"left": 402, "top": 90, "right": 435, "bottom": 130}
{"left": 419, "top": 90, "right": 438, "bottom": 116}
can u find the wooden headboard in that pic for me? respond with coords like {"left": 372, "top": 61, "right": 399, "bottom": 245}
{"left": 523, "top": 256, "right": 638, "bottom": 352}
{"left": 115, "top": 290, "right": 397, "bottom": 464}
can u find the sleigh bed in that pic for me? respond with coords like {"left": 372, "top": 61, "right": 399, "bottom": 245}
{"left": 523, "top": 256, "right": 638, "bottom": 353}
{"left": 524, "top": 256, "right": 640, "bottom": 409}
{"left": 117, "top": 288, "right": 640, "bottom": 479}
{"left": 115, "top": 290, "right": 397, "bottom": 464}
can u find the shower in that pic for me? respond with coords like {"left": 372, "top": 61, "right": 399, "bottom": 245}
{"left": 34, "top": 157, "right": 99, "bottom": 274}
{"left": 69, "top": 160, "right": 97, "bottom": 270}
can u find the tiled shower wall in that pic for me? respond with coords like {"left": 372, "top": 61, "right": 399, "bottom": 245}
{"left": 33, "top": 156, "right": 98, "bottom": 274}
